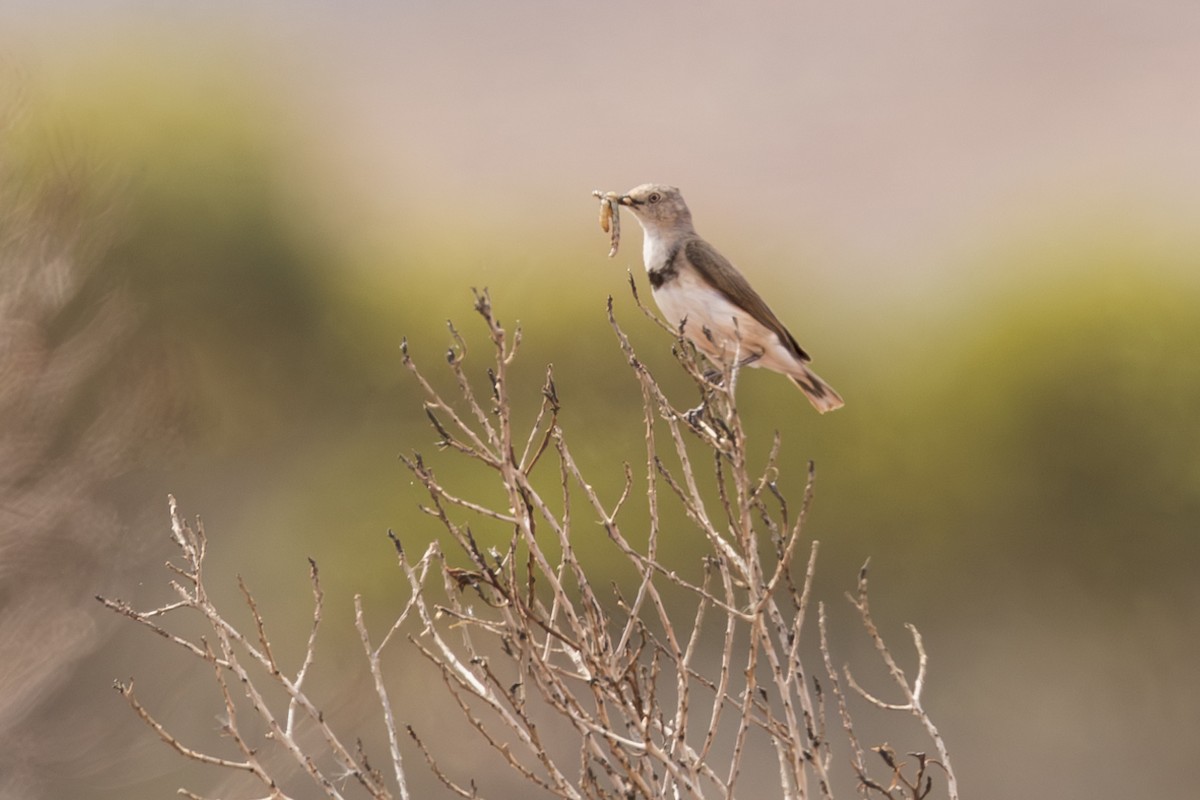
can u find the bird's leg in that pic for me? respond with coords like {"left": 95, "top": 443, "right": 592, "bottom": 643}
{"left": 702, "top": 351, "right": 759, "bottom": 384}
{"left": 686, "top": 364, "right": 718, "bottom": 425}
{"left": 682, "top": 399, "right": 734, "bottom": 451}
{"left": 684, "top": 403, "right": 709, "bottom": 429}
{"left": 737, "top": 352, "right": 762, "bottom": 368}
{"left": 683, "top": 403, "right": 729, "bottom": 441}
{"left": 687, "top": 359, "right": 735, "bottom": 440}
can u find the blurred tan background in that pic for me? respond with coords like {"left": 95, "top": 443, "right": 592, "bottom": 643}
{"left": 2, "top": 1, "right": 1198, "bottom": 798}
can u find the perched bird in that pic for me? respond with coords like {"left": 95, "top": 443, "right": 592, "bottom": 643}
{"left": 617, "top": 184, "right": 844, "bottom": 413}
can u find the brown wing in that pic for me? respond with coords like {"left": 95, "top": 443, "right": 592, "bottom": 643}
{"left": 684, "top": 237, "right": 811, "bottom": 362}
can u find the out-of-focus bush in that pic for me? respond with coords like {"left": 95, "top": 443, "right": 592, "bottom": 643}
{"left": 3, "top": 38, "right": 1198, "bottom": 800}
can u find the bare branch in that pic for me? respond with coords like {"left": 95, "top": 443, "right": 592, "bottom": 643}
{"left": 106, "top": 292, "right": 959, "bottom": 800}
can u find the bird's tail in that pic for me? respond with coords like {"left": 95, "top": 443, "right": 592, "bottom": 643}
{"left": 789, "top": 366, "right": 844, "bottom": 414}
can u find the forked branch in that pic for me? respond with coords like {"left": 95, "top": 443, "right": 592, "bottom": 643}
{"left": 103, "top": 291, "right": 959, "bottom": 800}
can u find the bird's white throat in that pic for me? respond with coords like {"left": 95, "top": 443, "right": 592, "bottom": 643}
{"left": 640, "top": 227, "right": 676, "bottom": 273}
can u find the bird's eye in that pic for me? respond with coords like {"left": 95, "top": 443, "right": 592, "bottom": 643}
{"left": 647, "top": 192, "right": 662, "bottom": 204}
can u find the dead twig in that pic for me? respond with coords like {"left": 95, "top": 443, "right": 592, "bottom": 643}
{"left": 106, "top": 290, "right": 959, "bottom": 800}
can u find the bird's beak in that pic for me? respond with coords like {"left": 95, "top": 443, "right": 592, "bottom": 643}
{"left": 617, "top": 195, "right": 635, "bottom": 207}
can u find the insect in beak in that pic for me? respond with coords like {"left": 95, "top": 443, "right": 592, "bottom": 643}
{"left": 591, "top": 190, "right": 622, "bottom": 257}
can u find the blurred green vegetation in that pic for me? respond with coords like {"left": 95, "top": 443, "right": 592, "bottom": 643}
{"left": 14, "top": 37, "right": 1200, "bottom": 642}
{"left": 6, "top": 46, "right": 1199, "bottom": 800}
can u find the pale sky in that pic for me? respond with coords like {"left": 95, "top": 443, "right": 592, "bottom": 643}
{"left": 6, "top": 0, "right": 1200, "bottom": 293}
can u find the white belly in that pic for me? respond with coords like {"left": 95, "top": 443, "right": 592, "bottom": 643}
{"left": 652, "top": 271, "right": 800, "bottom": 373}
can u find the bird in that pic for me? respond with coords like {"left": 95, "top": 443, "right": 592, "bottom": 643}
{"left": 617, "top": 183, "right": 843, "bottom": 413}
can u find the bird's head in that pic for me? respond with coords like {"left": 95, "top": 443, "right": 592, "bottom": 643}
{"left": 618, "top": 184, "right": 693, "bottom": 231}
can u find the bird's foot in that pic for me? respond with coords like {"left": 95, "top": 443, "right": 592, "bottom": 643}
{"left": 682, "top": 403, "right": 734, "bottom": 448}
{"left": 685, "top": 403, "right": 708, "bottom": 429}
